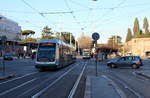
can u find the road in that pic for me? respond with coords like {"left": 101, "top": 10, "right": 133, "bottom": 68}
{"left": 98, "top": 59, "right": 150, "bottom": 98}
{"left": 0, "top": 58, "right": 150, "bottom": 98}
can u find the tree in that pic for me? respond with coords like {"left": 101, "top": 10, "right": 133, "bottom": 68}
{"left": 61, "top": 32, "right": 75, "bottom": 45}
{"left": 41, "top": 35, "right": 55, "bottom": 39}
{"left": 126, "top": 28, "right": 132, "bottom": 42}
{"left": 133, "top": 17, "right": 140, "bottom": 37}
{"left": 22, "top": 30, "right": 35, "bottom": 39}
{"left": 20, "top": 38, "right": 37, "bottom": 44}
{"left": 78, "top": 35, "right": 92, "bottom": 49}
{"left": 143, "top": 17, "right": 150, "bottom": 36}
{"left": 107, "top": 35, "right": 122, "bottom": 50}
{"left": 42, "top": 26, "right": 53, "bottom": 36}
{"left": 108, "top": 35, "right": 122, "bottom": 44}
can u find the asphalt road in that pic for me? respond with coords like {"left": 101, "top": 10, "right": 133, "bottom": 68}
{"left": 0, "top": 58, "right": 150, "bottom": 98}
{"left": 0, "top": 59, "right": 87, "bottom": 98}
{"left": 98, "top": 59, "right": 150, "bottom": 98}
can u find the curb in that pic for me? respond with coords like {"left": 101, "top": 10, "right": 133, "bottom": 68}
{"left": 84, "top": 76, "right": 91, "bottom": 98}
{"left": 0, "top": 74, "right": 15, "bottom": 80}
{"left": 135, "top": 72, "right": 150, "bottom": 79}
{"left": 102, "top": 75, "right": 127, "bottom": 98}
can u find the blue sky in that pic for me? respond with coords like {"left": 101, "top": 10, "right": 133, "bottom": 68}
{"left": 0, "top": 0, "right": 150, "bottom": 43}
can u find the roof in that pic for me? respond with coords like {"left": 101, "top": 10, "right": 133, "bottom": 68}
{"left": 38, "top": 39, "right": 75, "bottom": 49}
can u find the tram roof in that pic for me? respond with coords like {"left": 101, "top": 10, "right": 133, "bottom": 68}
{"left": 38, "top": 39, "right": 74, "bottom": 49}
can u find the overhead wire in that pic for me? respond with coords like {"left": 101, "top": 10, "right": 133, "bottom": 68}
{"left": 69, "top": 0, "right": 91, "bottom": 9}
{"left": 93, "top": 0, "right": 128, "bottom": 29}
{"left": 1, "top": 1, "right": 150, "bottom": 14}
{"left": 64, "top": 0, "right": 84, "bottom": 31}
{"left": 20, "top": 0, "right": 60, "bottom": 31}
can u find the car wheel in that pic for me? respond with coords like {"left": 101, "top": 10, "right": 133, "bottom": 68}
{"left": 111, "top": 64, "right": 116, "bottom": 68}
{"left": 132, "top": 64, "right": 138, "bottom": 69}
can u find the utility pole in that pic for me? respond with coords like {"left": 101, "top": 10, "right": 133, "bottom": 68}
{"left": 70, "top": 33, "right": 72, "bottom": 45}
{"left": 59, "top": 14, "right": 63, "bottom": 41}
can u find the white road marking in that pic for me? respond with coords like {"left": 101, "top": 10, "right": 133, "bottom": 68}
{"left": 0, "top": 78, "right": 37, "bottom": 96}
{"left": 0, "top": 72, "right": 38, "bottom": 85}
{"left": 108, "top": 75, "right": 142, "bottom": 98}
{"left": 31, "top": 63, "right": 81, "bottom": 98}
{"left": 102, "top": 75, "right": 127, "bottom": 98}
{"left": 68, "top": 62, "right": 87, "bottom": 98}
{"left": 132, "top": 72, "right": 150, "bottom": 85}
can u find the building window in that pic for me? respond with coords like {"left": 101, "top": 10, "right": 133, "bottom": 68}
{"left": 134, "top": 40, "right": 136, "bottom": 43}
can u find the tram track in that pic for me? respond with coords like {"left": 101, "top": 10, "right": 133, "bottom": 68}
{"left": 31, "top": 60, "right": 87, "bottom": 98}
{"left": 0, "top": 60, "right": 83, "bottom": 98}
{"left": 68, "top": 61, "right": 87, "bottom": 98}
{"left": 105, "top": 71, "right": 145, "bottom": 98}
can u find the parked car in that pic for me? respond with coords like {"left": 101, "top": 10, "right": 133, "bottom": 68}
{"left": 3, "top": 54, "right": 14, "bottom": 60}
{"left": 107, "top": 56, "right": 143, "bottom": 69}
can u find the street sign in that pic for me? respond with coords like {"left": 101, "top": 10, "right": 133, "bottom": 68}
{"left": 92, "top": 32, "right": 100, "bottom": 77}
{"left": 92, "top": 32, "right": 100, "bottom": 40}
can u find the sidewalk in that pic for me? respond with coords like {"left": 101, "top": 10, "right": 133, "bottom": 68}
{"left": 135, "top": 70, "right": 150, "bottom": 79}
{"left": 0, "top": 59, "right": 15, "bottom": 80}
{"left": 84, "top": 76, "right": 126, "bottom": 98}
{"left": 0, "top": 73, "right": 15, "bottom": 80}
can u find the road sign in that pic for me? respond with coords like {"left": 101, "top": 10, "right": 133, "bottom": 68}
{"left": 92, "top": 32, "right": 100, "bottom": 40}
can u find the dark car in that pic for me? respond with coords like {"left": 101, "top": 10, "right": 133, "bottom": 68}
{"left": 107, "top": 56, "right": 143, "bottom": 69}
{"left": 3, "top": 54, "right": 14, "bottom": 60}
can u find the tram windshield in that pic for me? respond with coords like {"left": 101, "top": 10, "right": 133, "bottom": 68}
{"left": 37, "top": 43, "right": 56, "bottom": 61}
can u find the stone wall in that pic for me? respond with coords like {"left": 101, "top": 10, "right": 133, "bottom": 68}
{"left": 124, "top": 38, "right": 150, "bottom": 57}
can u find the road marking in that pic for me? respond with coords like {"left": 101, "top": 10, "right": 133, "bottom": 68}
{"left": 132, "top": 72, "right": 150, "bottom": 85}
{"left": 108, "top": 75, "right": 142, "bottom": 98}
{"left": 0, "top": 78, "right": 37, "bottom": 96}
{"left": 102, "top": 75, "right": 127, "bottom": 98}
{"left": 68, "top": 62, "right": 87, "bottom": 98}
{"left": 0, "top": 72, "right": 38, "bottom": 85}
{"left": 18, "top": 62, "right": 82, "bottom": 96}
{"left": 31, "top": 63, "right": 81, "bottom": 98}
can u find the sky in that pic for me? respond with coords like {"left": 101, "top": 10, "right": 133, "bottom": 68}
{"left": 0, "top": 0, "right": 150, "bottom": 43}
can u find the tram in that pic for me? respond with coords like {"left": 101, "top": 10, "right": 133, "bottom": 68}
{"left": 35, "top": 39, "right": 75, "bottom": 70}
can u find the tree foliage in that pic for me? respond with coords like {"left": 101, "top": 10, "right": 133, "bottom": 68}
{"left": 22, "top": 30, "right": 35, "bottom": 38}
{"left": 143, "top": 17, "right": 149, "bottom": 33}
{"left": 126, "top": 17, "right": 150, "bottom": 40}
{"left": 143, "top": 17, "right": 150, "bottom": 37}
{"left": 42, "top": 26, "right": 53, "bottom": 36}
{"left": 107, "top": 35, "right": 122, "bottom": 50}
{"left": 20, "top": 37, "right": 37, "bottom": 44}
{"left": 108, "top": 35, "right": 122, "bottom": 44}
{"left": 61, "top": 32, "right": 75, "bottom": 45}
{"left": 126, "top": 28, "right": 133, "bottom": 42}
{"left": 41, "top": 35, "right": 56, "bottom": 39}
{"left": 133, "top": 17, "right": 140, "bottom": 37}
{"left": 78, "top": 35, "right": 92, "bottom": 49}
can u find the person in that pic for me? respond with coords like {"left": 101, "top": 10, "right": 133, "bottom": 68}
{"left": 31, "top": 53, "right": 34, "bottom": 60}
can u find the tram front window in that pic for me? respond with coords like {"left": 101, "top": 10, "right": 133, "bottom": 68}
{"left": 37, "top": 43, "right": 56, "bottom": 62}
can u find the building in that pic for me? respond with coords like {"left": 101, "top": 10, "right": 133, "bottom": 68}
{"left": 0, "top": 15, "right": 22, "bottom": 56}
{"left": 124, "top": 38, "right": 150, "bottom": 57}
{"left": 0, "top": 15, "right": 21, "bottom": 41}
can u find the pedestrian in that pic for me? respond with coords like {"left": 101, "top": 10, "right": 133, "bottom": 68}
{"left": 31, "top": 53, "right": 35, "bottom": 60}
